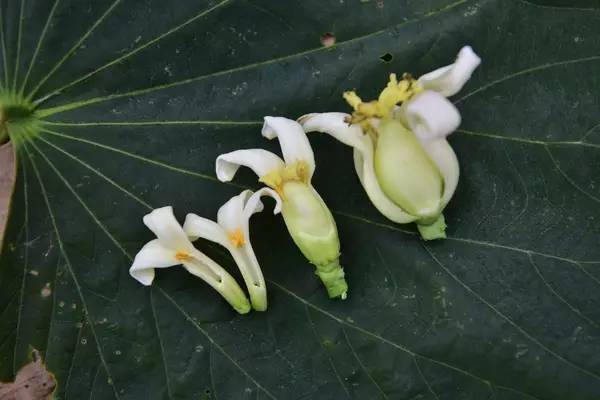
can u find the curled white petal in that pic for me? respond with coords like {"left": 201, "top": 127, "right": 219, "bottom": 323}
{"left": 183, "top": 214, "right": 230, "bottom": 247}
{"left": 418, "top": 45, "right": 481, "bottom": 97}
{"left": 400, "top": 91, "right": 461, "bottom": 141}
{"left": 142, "top": 206, "right": 192, "bottom": 251}
{"left": 129, "top": 239, "right": 178, "bottom": 286}
{"left": 419, "top": 139, "right": 460, "bottom": 208}
{"left": 299, "top": 112, "right": 366, "bottom": 151}
{"left": 216, "top": 149, "right": 284, "bottom": 182}
{"left": 243, "top": 187, "right": 282, "bottom": 217}
{"left": 262, "top": 116, "right": 316, "bottom": 178}
{"left": 216, "top": 190, "right": 252, "bottom": 234}
{"left": 300, "top": 113, "right": 417, "bottom": 223}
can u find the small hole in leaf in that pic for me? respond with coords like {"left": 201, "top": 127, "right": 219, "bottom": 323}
{"left": 379, "top": 53, "right": 393, "bottom": 63}
{"left": 320, "top": 32, "right": 336, "bottom": 47}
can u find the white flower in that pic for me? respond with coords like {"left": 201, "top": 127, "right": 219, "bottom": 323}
{"left": 300, "top": 46, "right": 481, "bottom": 240}
{"left": 129, "top": 206, "right": 251, "bottom": 314}
{"left": 216, "top": 117, "right": 348, "bottom": 299}
{"left": 183, "top": 189, "right": 281, "bottom": 311}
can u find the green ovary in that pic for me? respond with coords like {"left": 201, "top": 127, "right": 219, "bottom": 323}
{"left": 374, "top": 119, "right": 443, "bottom": 219}
{"left": 280, "top": 181, "right": 348, "bottom": 299}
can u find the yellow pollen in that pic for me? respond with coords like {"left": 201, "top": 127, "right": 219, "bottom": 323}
{"left": 343, "top": 72, "right": 422, "bottom": 131}
{"left": 175, "top": 251, "right": 193, "bottom": 262}
{"left": 228, "top": 228, "right": 245, "bottom": 247}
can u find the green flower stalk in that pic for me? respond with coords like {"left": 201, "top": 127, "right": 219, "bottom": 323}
{"left": 216, "top": 117, "right": 348, "bottom": 299}
{"left": 300, "top": 46, "right": 481, "bottom": 240}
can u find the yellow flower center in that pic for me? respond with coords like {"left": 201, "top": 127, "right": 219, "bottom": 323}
{"left": 343, "top": 73, "right": 422, "bottom": 135}
{"left": 228, "top": 228, "right": 245, "bottom": 247}
{"left": 175, "top": 251, "right": 193, "bottom": 262}
{"left": 259, "top": 160, "right": 310, "bottom": 199}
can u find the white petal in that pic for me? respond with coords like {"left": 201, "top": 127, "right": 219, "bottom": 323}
{"left": 142, "top": 206, "right": 192, "bottom": 251}
{"left": 216, "top": 190, "right": 251, "bottom": 233}
{"left": 299, "top": 112, "right": 367, "bottom": 152}
{"left": 196, "top": 190, "right": 275, "bottom": 311}
{"left": 223, "top": 188, "right": 281, "bottom": 296}
{"left": 418, "top": 45, "right": 481, "bottom": 97}
{"left": 299, "top": 112, "right": 417, "bottom": 223}
{"left": 182, "top": 250, "right": 226, "bottom": 284}
{"left": 183, "top": 214, "right": 230, "bottom": 248}
{"left": 182, "top": 251, "right": 251, "bottom": 314}
{"left": 262, "top": 116, "right": 315, "bottom": 178}
{"left": 130, "top": 239, "right": 178, "bottom": 286}
{"left": 244, "top": 187, "right": 282, "bottom": 217}
{"left": 216, "top": 149, "right": 284, "bottom": 181}
{"left": 420, "top": 139, "right": 460, "bottom": 208}
{"left": 400, "top": 91, "right": 461, "bottom": 141}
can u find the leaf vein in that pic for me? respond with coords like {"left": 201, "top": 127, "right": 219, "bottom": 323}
{"left": 23, "top": 142, "right": 122, "bottom": 400}
{"left": 528, "top": 253, "right": 599, "bottom": 328}
{"left": 37, "top": 0, "right": 472, "bottom": 117}
{"left": 545, "top": 146, "right": 600, "bottom": 203}
{"left": 455, "top": 56, "right": 600, "bottom": 104}
{"left": 304, "top": 304, "right": 352, "bottom": 398}
{"left": 423, "top": 244, "right": 600, "bottom": 382}
{"left": 342, "top": 327, "right": 389, "bottom": 399}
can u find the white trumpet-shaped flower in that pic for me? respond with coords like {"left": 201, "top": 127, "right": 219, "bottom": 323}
{"left": 183, "top": 189, "right": 281, "bottom": 311}
{"left": 216, "top": 117, "right": 348, "bottom": 299}
{"left": 129, "top": 206, "right": 251, "bottom": 314}
{"left": 300, "top": 46, "right": 481, "bottom": 240}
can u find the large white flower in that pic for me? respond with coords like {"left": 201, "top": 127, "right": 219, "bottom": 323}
{"left": 129, "top": 206, "right": 251, "bottom": 314}
{"left": 216, "top": 117, "right": 348, "bottom": 299}
{"left": 183, "top": 189, "right": 281, "bottom": 311}
{"left": 300, "top": 46, "right": 481, "bottom": 240}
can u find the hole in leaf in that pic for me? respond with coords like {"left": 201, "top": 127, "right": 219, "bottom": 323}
{"left": 379, "top": 52, "right": 393, "bottom": 63}
{"left": 320, "top": 32, "right": 336, "bottom": 47}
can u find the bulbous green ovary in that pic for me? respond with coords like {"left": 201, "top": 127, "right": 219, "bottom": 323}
{"left": 374, "top": 119, "right": 443, "bottom": 219}
{"left": 280, "top": 181, "right": 348, "bottom": 298}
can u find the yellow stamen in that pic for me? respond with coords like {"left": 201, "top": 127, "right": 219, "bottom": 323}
{"left": 175, "top": 251, "right": 193, "bottom": 262}
{"left": 343, "top": 73, "right": 422, "bottom": 131}
{"left": 228, "top": 228, "right": 245, "bottom": 248}
{"left": 259, "top": 160, "right": 311, "bottom": 199}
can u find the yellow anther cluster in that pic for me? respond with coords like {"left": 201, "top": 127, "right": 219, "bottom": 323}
{"left": 175, "top": 251, "right": 193, "bottom": 262}
{"left": 228, "top": 228, "right": 246, "bottom": 247}
{"left": 343, "top": 73, "right": 421, "bottom": 131}
{"left": 259, "top": 160, "right": 310, "bottom": 198}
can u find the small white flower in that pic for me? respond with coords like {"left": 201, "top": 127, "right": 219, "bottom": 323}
{"left": 300, "top": 46, "right": 481, "bottom": 240}
{"left": 216, "top": 117, "right": 348, "bottom": 299}
{"left": 129, "top": 206, "right": 251, "bottom": 314}
{"left": 183, "top": 189, "right": 281, "bottom": 311}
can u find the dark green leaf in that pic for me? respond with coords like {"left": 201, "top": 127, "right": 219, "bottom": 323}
{"left": 1, "top": 0, "right": 599, "bottom": 399}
